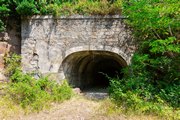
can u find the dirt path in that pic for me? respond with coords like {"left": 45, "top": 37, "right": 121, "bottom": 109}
{"left": 1, "top": 95, "right": 159, "bottom": 120}
{"left": 9, "top": 96, "right": 124, "bottom": 120}
{"left": 22, "top": 97, "right": 100, "bottom": 120}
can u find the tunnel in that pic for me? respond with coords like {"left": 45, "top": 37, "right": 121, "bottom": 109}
{"left": 61, "top": 51, "right": 127, "bottom": 90}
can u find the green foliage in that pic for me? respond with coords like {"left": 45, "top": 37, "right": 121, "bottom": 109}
{"left": 150, "top": 37, "right": 180, "bottom": 53}
{"left": 41, "top": 3, "right": 60, "bottom": 15}
{"left": 0, "top": 20, "right": 5, "bottom": 32}
{"left": 52, "top": 80, "right": 74, "bottom": 101}
{"left": 16, "top": 0, "right": 39, "bottom": 15}
{"left": 109, "top": 1, "right": 180, "bottom": 118}
{"left": 109, "top": 51, "right": 180, "bottom": 107}
{"left": 0, "top": 4, "right": 10, "bottom": 16}
{"left": 8, "top": 77, "right": 51, "bottom": 111}
{"left": 0, "top": 0, "right": 122, "bottom": 31}
{"left": 123, "top": 0, "right": 180, "bottom": 41}
{"left": 0, "top": 0, "right": 10, "bottom": 31}
{"left": 4, "top": 53, "right": 21, "bottom": 78}
{"left": 36, "top": 0, "right": 122, "bottom": 16}
{"left": 108, "top": 76, "right": 180, "bottom": 119}
{"left": 4, "top": 54, "right": 74, "bottom": 112}
{"left": 73, "top": 0, "right": 122, "bottom": 15}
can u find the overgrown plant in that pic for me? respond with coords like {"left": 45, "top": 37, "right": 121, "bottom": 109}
{"left": 0, "top": 0, "right": 122, "bottom": 31}
{"left": 109, "top": 79, "right": 180, "bottom": 119}
{"left": 4, "top": 53, "right": 74, "bottom": 112}
{"left": 16, "top": 0, "right": 40, "bottom": 15}
{"left": 4, "top": 53, "right": 21, "bottom": 78}
{"left": 121, "top": 0, "right": 180, "bottom": 108}
{"left": 109, "top": 0, "right": 180, "bottom": 119}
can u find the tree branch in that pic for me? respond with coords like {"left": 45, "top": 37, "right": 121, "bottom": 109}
{"left": 168, "top": 25, "right": 173, "bottom": 36}
{"left": 152, "top": 29, "right": 162, "bottom": 39}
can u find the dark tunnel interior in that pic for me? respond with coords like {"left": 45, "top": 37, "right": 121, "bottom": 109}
{"left": 91, "top": 58, "right": 123, "bottom": 88}
{"left": 61, "top": 51, "right": 126, "bottom": 90}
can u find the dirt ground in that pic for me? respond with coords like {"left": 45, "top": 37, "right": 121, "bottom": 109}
{"left": 10, "top": 96, "right": 125, "bottom": 120}
{"left": 0, "top": 95, "right": 160, "bottom": 120}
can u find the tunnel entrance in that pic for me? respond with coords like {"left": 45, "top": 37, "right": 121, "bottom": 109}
{"left": 61, "top": 51, "right": 127, "bottom": 90}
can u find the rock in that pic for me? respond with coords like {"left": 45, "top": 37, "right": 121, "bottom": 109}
{"left": 73, "top": 88, "right": 81, "bottom": 94}
{"left": 0, "top": 72, "right": 7, "bottom": 82}
{"left": 0, "top": 32, "right": 10, "bottom": 41}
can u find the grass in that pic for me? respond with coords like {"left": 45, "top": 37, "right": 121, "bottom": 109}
{"left": 0, "top": 95, "right": 23, "bottom": 119}
{"left": 7, "top": 0, "right": 123, "bottom": 17}
{"left": 0, "top": 90, "right": 179, "bottom": 120}
{"left": 95, "top": 98, "right": 176, "bottom": 120}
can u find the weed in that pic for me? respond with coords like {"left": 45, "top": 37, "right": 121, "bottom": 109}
{"left": 3, "top": 53, "right": 74, "bottom": 112}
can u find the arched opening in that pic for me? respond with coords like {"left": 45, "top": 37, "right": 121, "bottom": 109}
{"left": 61, "top": 51, "right": 127, "bottom": 90}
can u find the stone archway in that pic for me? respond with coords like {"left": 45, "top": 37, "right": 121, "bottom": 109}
{"left": 61, "top": 50, "right": 127, "bottom": 89}
{"left": 21, "top": 15, "right": 136, "bottom": 85}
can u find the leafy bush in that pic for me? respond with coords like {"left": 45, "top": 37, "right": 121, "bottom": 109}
{"left": 8, "top": 79, "right": 51, "bottom": 111}
{"left": 52, "top": 80, "right": 74, "bottom": 101}
{"left": 158, "top": 84, "right": 180, "bottom": 108}
{"left": 123, "top": 0, "right": 180, "bottom": 42}
{"left": 16, "top": 0, "right": 39, "bottom": 15}
{"left": 0, "top": 0, "right": 122, "bottom": 31}
{"left": 0, "top": 0, "right": 10, "bottom": 31}
{"left": 108, "top": 1, "right": 180, "bottom": 119}
{"left": 7, "top": 71, "right": 73, "bottom": 111}
{"left": 4, "top": 53, "right": 21, "bottom": 78}
{"left": 108, "top": 76, "right": 180, "bottom": 119}
{"left": 59, "top": 2, "right": 74, "bottom": 16}
{"left": 0, "top": 20, "right": 5, "bottom": 32}
{"left": 4, "top": 54, "right": 74, "bottom": 112}
{"left": 108, "top": 17, "right": 179, "bottom": 117}
{"left": 73, "top": 0, "right": 122, "bottom": 15}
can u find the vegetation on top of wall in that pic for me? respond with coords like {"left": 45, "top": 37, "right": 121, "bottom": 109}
{"left": 108, "top": 0, "right": 180, "bottom": 119}
{"left": 0, "top": 0, "right": 122, "bottom": 32}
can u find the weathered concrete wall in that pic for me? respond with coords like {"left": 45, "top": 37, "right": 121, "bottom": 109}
{"left": 21, "top": 15, "right": 135, "bottom": 83}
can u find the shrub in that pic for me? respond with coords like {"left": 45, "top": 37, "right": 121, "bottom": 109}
{"left": 43, "top": 3, "right": 60, "bottom": 16}
{"left": 1, "top": 0, "right": 123, "bottom": 31}
{"left": 52, "top": 80, "right": 74, "bottom": 102}
{"left": 8, "top": 79, "right": 51, "bottom": 111}
{"left": 7, "top": 70, "right": 74, "bottom": 111}
{"left": 4, "top": 54, "right": 74, "bottom": 112}
{"left": 74, "top": 0, "right": 122, "bottom": 15}
{"left": 0, "top": 1, "right": 10, "bottom": 31}
{"left": 108, "top": 77, "right": 180, "bottom": 119}
{"left": 16, "top": 0, "right": 39, "bottom": 15}
{"left": 109, "top": 0, "right": 122, "bottom": 15}
{"left": 112, "top": 0, "right": 180, "bottom": 110}
{"left": 59, "top": 2, "right": 74, "bottom": 16}
{"left": 4, "top": 53, "right": 21, "bottom": 78}
{"left": 159, "top": 85, "right": 180, "bottom": 108}
{"left": 108, "top": 37, "right": 180, "bottom": 118}
{"left": 0, "top": 20, "right": 5, "bottom": 32}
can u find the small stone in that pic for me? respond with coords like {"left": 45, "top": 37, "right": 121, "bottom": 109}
{"left": 0, "top": 72, "right": 7, "bottom": 81}
{"left": 0, "top": 32, "right": 10, "bottom": 41}
{"left": 73, "top": 88, "right": 81, "bottom": 94}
